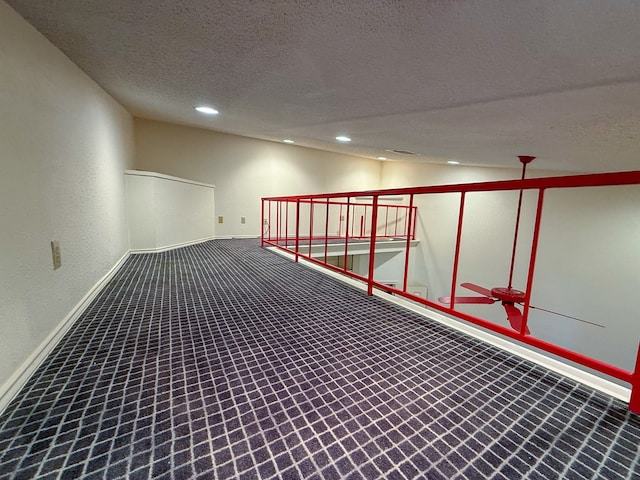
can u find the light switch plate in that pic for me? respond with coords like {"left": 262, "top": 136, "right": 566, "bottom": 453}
{"left": 51, "top": 241, "right": 62, "bottom": 269}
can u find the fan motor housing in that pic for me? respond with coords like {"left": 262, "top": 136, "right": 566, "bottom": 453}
{"left": 491, "top": 287, "right": 525, "bottom": 303}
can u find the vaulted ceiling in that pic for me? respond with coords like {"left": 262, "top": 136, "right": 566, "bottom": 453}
{"left": 7, "top": 0, "right": 640, "bottom": 172}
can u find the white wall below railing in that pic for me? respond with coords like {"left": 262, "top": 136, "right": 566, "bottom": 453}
{"left": 125, "top": 170, "right": 216, "bottom": 252}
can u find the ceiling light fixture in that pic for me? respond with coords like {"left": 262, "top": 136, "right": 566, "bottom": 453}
{"left": 447, "top": 160, "right": 461, "bottom": 165}
{"left": 283, "top": 139, "right": 295, "bottom": 144}
{"left": 377, "top": 156, "right": 387, "bottom": 161}
{"left": 195, "top": 106, "right": 219, "bottom": 115}
{"left": 335, "top": 136, "right": 351, "bottom": 142}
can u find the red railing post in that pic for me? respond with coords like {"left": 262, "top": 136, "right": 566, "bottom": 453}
{"left": 367, "top": 196, "right": 379, "bottom": 295}
{"left": 412, "top": 206, "right": 417, "bottom": 240}
{"left": 364, "top": 206, "right": 368, "bottom": 237}
{"left": 403, "top": 207, "right": 408, "bottom": 238}
{"left": 294, "top": 200, "right": 300, "bottom": 262}
{"left": 276, "top": 200, "right": 282, "bottom": 243}
{"left": 521, "top": 189, "right": 546, "bottom": 336}
{"left": 308, "top": 199, "right": 314, "bottom": 255}
{"left": 384, "top": 206, "right": 389, "bottom": 237}
{"left": 394, "top": 208, "right": 399, "bottom": 237}
{"left": 268, "top": 200, "right": 272, "bottom": 242}
{"left": 260, "top": 198, "right": 265, "bottom": 247}
{"left": 324, "top": 198, "right": 330, "bottom": 263}
{"left": 449, "top": 192, "right": 466, "bottom": 310}
{"left": 343, "top": 198, "right": 351, "bottom": 271}
{"left": 285, "top": 200, "right": 289, "bottom": 248}
{"left": 630, "top": 343, "right": 640, "bottom": 414}
{"left": 402, "top": 194, "right": 415, "bottom": 292}
{"left": 351, "top": 207, "right": 355, "bottom": 238}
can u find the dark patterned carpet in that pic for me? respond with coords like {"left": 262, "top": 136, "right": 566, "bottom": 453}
{"left": 1, "top": 239, "right": 638, "bottom": 479}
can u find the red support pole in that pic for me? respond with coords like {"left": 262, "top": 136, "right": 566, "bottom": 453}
{"left": 338, "top": 204, "right": 343, "bottom": 237}
{"left": 277, "top": 200, "right": 282, "bottom": 244}
{"left": 521, "top": 189, "right": 546, "bottom": 335}
{"left": 403, "top": 207, "right": 408, "bottom": 239}
{"left": 508, "top": 158, "right": 532, "bottom": 289}
{"left": 280, "top": 200, "right": 283, "bottom": 242}
{"left": 412, "top": 206, "right": 418, "bottom": 240}
{"left": 351, "top": 206, "right": 356, "bottom": 239}
{"left": 367, "top": 195, "right": 379, "bottom": 295}
{"left": 285, "top": 200, "right": 289, "bottom": 248}
{"left": 449, "top": 192, "right": 467, "bottom": 311}
{"left": 394, "top": 208, "right": 399, "bottom": 236}
{"left": 402, "top": 194, "right": 415, "bottom": 292}
{"left": 268, "top": 200, "right": 272, "bottom": 242}
{"left": 630, "top": 343, "right": 640, "bottom": 414}
{"left": 343, "top": 198, "right": 351, "bottom": 272}
{"left": 294, "top": 200, "right": 300, "bottom": 262}
{"left": 324, "top": 198, "right": 330, "bottom": 263}
{"left": 363, "top": 206, "right": 367, "bottom": 238}
{"left": 260, "top": 198, "right": 265, "bottom": 247}
{"left": 308, "top": 199, "right": 314, "bottom": 255}
{"left": 384, "top": 206, "right": 389, "bottom": 237}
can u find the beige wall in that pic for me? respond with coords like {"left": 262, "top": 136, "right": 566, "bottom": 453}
{"left": 125, "top": 171, "right": 216, "bottom": 251}
{"left": 0, "top": 2, "right": 134, "bottom": 400}
{"left": 133, "top": 118, "right": 382, "bottom": 237}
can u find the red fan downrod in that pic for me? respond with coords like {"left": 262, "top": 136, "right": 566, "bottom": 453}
{"left": 507, "top": 155, "right": 535, "bottom": 290}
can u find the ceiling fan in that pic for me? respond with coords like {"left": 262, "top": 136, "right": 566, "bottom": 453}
{"left": 438, "top": 156, "right": 603, "bottom": 335}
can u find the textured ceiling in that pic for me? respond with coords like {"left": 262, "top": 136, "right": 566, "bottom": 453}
{"left": 6, "top": 0, "right": 640, "bottom": 172}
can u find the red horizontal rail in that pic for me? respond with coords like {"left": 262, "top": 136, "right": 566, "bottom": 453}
{"left": 385, "top": 288, "right": 633, "bottom": 383}
{"left": 288, "top": 198, "right": 411, "bottom": 211}
{"left": 263, "top": 170, "right": 640, "bottom": 200}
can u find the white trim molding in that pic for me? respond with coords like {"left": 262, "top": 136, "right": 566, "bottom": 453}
{"left": 129, "top": 236, "right": 218, "bottom": 254}
{"left": 124, "top": 169, "right": 215, "bottom": 189}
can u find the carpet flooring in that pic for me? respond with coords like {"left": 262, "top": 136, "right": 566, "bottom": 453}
{"left": 1, "top": 239, "right": 638, "bottom": 479}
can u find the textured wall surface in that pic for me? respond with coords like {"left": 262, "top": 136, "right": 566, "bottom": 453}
{"left": 0, "top": 2, "right": 134, "bottom": 392}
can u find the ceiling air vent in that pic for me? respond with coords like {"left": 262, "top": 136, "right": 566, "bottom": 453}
{"left": 390, "top": 149, "right": 415, "bottom": 155}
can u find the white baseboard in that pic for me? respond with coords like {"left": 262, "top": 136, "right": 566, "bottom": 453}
{"left": 269, "top": 247, "right": 631, "bottom": 403}
{"left": 129, "top": 236, "right": 218, "bottom": 254}
{"left": 0, "top": 251, "right": 131, "bottom": 415}
{"left": 214, "top": 235, "right": 260, "bottom": 239}
{"left": 129, "top": 236, "right": 261, "bottom": 254}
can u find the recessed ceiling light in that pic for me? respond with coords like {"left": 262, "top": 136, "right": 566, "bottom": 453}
{"left": 335, "top": 136, "right": 351, "bottom": 142}
{"left": 195, "top": 106, "right": 219, "bottom": 115}
{"left": 447, "top": 160, "right": 461, "bottom": 165}
{"left": 283, "top": 139, "right": 295, "bottom": 144}
{"left": 377, "top": 156, "right": 387, "bottom": 161}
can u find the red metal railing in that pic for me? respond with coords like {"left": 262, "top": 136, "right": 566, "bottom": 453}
{"left": 262, "top": 198, "right": 416, "bottom": 255}
{"left": 261, "top": 170, "right": 640, "bottom": 413}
